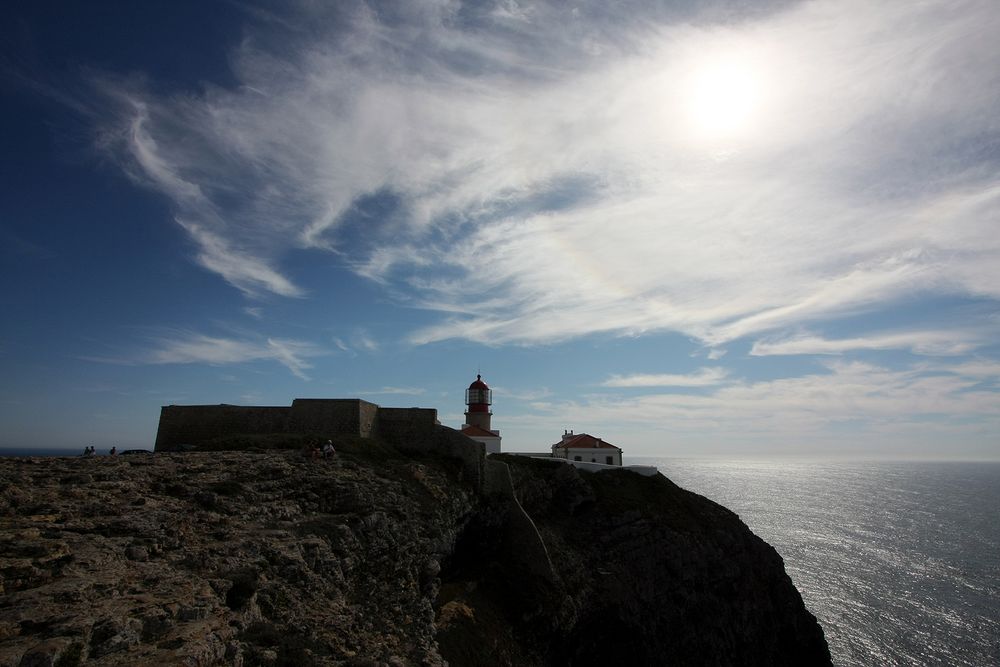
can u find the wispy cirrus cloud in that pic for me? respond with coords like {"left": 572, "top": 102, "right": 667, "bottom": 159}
{"left": 101, "top": 93, "right": 305, "bottom": 299}
{"left": 88, "top": 0, "right": 1000, "bottom": 351}
{"left": 603, "top": 367, "right": 730, "bottom": 388}
{"left": 332, "top": 330, "right": 380, "bottom": 355}
{"left": 88, "top": 331, "right": 325, "bottom": 380}
{"left": 750, "top": 329, "right": 990, "bottom": 357}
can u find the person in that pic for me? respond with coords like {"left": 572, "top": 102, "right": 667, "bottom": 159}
{"left": 109, "top": 446, "right": 117, "bottom": 456}
{"left": 84, "top": 446, "right": 95, "bottom": 457}
{"left": 322, "top": 440, "right": 336, "bottom": 460}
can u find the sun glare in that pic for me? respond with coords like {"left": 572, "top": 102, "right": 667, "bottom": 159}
{"left": 682, "top": 59, "right": 767, "bottom": 141}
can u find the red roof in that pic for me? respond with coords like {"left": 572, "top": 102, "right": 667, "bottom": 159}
{"left": 551, "top": 433, "right": 621, "bottom": 451}
{"left": 462, "top": 424, "right": 499, "bottom": 438}
{"left": 468, "top": 374, "right": 489, "bottom": 390}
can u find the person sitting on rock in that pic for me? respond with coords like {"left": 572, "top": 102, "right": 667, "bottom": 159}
{"left": 109, "top": 446, "right": 117, "bottom": 456}
{"left": 322, "top": 440, "right": 336, "bottom": 459}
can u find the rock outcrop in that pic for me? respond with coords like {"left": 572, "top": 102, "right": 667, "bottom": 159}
{"left": 0, "top": 440, "right": 830, "bottom": 666}
{"left": 453, "top": 454, "right": 832, "bottom": 666}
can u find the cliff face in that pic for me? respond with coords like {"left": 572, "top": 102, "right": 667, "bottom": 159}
{"left": 456, "top": 455, "right": 832, "bottom": 666}
{"left": 0, "top": 443, "right": 829, "bottom": 666}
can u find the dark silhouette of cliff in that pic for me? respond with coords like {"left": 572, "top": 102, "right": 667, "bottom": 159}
{"left": 0, "top": 435, "right": 829, "bottom": 666}
{"left": 441, "top": 454, "right": 831, "bottom": 666}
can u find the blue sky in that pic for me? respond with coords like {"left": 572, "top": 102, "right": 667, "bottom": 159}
{"left": 2, "top": 0, "right": 999, "bottom": 458}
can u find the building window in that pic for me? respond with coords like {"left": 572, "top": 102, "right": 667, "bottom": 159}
{"left": 574, "top": 455, "right": 582, "bottom": 461}
{"left": 606, "top": 456, "right": 613, "bottom": 465}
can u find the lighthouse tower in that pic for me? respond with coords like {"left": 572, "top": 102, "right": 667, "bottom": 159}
{"left": 464, "top": 374, "right": 492, "bottom": 430}
{"left": 461, "top": 374, "right": 501, "bottom": 454}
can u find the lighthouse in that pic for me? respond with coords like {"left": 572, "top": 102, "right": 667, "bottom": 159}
{"left": 461, "top": 374, "right": 501, "bottom": 454}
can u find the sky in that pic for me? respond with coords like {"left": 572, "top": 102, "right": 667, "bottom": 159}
{"left": 2, "top": 0, "right": 999, "bottom": 459}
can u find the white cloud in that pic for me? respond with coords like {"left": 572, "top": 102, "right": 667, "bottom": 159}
{"left": 125, "top": 331, "right": 325, "bottom": 380}
{"left": 264, "top": 338, "right": 316, "bottom": 380}
{"left": 176, "top": 219, "right": 304, "bottom": 299}
{"left": 933, "top": 360, "right": 1000, "bottom": 380}
{"left": 354, "top": 332, "right": 379, "bottom": 353}
{"left": 603, "top": 367, "right": 730, "bottom": 388}
{"left": 92, "top": 0, "right": 1000, "bottom": 350}
{"left": 751, "top": 329, "right": 989, "bottom": 356}
{"left": 332, "top": 331, "right": 380, "bottom": 354}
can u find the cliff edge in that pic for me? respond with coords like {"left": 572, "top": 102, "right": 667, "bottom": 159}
{"left": 0, "top": 442, "right": 829, "bottom": 666}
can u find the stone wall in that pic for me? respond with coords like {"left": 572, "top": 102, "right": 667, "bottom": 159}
{"left": 154, "top": 405, "right": 290, "bottom": 451}
{"left": 287, "top": 399, "right": 379, "bottom": 438}
{"left": 152, "top": 400, "right": 490, "bottom": 492}
{"left": 375, "top": 407, "right": 439, "bottom": 444}
{"left": 384, "top": 423, "right": 485, "bottom": 492}
{"left": 155, "top": 400, "right": 439, "bottom": 453}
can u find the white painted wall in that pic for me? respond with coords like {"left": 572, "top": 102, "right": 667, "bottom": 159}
{"left": 556, "top": 447, "right": 622, "bottom": 466}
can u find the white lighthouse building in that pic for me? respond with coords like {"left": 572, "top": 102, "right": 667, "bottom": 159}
{"left": 460, "top": 374, "right": 501, "bottom": 454}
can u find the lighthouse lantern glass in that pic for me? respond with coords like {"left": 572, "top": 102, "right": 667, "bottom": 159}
{"left": 466, "top": 388, "right": 492, "bottom": 405}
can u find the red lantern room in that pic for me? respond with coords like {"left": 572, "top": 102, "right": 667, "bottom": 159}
{"left": 464, "top": 374, "right": 493, "bottom": 430}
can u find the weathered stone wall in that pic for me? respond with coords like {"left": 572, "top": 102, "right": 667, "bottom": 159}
{"left": 154, "top": 405, "right": 290, "bottom": 451}
{"left": 287, "top": 399, "right": 379, "bottom": 438}
{"left": 152, "top": 400, "right": 489, "bottom": 493}
{"left": 380, "top": 423, "right": 485, "bottom": 492}
{"left": 375, "top": 408, "right": 439, "bottom": 444}
{"left": 359, "top": 401, "right": 379, "bottom": 439}
{"left": 155, "top": 400, "right": 444, "bottom": 454}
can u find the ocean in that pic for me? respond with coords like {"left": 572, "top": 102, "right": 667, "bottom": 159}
{"left": 642, "top": 458, "right": 1000, "bottom": 667}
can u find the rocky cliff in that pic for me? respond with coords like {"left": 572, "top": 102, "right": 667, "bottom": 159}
{"left": 0, "top": 440, "right": 830, "bottom": 666}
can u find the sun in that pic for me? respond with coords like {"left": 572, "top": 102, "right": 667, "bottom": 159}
{"left": 681, "top": 59, "right": 767, "bottom": 140}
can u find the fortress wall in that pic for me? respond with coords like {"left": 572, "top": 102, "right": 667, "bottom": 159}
{"left": 288, "top": 399, "right": 378, "bottom": 438}
{"left": 434, "top": 426, "right": 485, "bottom": 492}
{"left": 375, "top": 407, "right": 439, "bottom": 444}
{"left": 154, "top": 403, "right": 488, "bottom": 492}
{"left": 373, "top": 408, "right": 483, "bottom": 490}
{"left": 359, "top": 401, "right": 379, "bottom": 439}
{"left": 154, "top": 405, "right": 290, "bottom": 451}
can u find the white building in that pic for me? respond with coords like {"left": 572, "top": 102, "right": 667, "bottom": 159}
{"left": 551, "top": 430, "right": 622, "bottom": 466}
{"left": 460, "top": 374, "right": 502, "bottom": 454}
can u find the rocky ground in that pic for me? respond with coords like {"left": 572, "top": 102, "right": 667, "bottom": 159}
{"left": 0, "top": 445, "right": 473, "bottom": 666}
{"left": 0, "top": 442, "right": 830, "bottom": 666}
